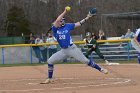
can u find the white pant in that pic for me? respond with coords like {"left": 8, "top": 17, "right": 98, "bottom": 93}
{"left": 131, "top": 39, "right": 140, "bottom": 52}
{"left": 47, "top": 44, "right": 89, "bottom": 64}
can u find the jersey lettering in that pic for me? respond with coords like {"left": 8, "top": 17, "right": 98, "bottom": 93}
{"left": 59, "top": 35, "right": 66, "bottom": 40}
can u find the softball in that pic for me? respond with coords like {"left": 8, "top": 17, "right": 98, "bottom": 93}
{"left": 66, "top": 6, "right": 71, "bottom": 11}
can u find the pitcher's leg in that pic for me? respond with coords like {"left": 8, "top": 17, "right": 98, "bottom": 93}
{"left": 87, "top": 59, "right": 101, "bottom": 71}
{"left": 66, "top": 45, "right": 89, "bottom": 64}
{"left": 44, "top": 50, "right": 67, "bottom": 84}
{"left": 67, "top": 45, "right": 108, "bottom": 74}
{"left": 47, "top": 50, "right": 67, "bottom": 64}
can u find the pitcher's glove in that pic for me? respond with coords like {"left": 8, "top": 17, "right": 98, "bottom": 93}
{"left": 87, "top": 8, "right": 97, "bottom": 17}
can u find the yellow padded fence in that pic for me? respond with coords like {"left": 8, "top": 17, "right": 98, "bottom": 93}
{"left": 0, "top": 39, "right": 131, "bottom": 48}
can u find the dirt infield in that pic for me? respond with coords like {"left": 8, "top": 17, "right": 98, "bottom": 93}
{"left": 0, "top": 64, "right": 140, "bottom": 93}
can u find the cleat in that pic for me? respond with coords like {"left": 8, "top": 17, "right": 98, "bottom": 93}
{"left": 40, "top": 79, "right": 53, "bottom": 84}
{"left": 105, "top": 60, "right": 109, "bottom": 65}
{"left": 101, "top": 68, "right": 108, "bottom": 74}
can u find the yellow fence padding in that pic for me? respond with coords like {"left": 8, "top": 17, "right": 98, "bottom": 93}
{"left": 0, "top": 39, "right": 131, "bottom": 48}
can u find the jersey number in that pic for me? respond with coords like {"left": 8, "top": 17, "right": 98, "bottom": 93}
{"left": 59, "top": 35, "right": 66, "bottom": 40}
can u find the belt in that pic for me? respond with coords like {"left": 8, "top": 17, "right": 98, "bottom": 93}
{"left": 62, "top": 44, "right": 73, "bottom": 49}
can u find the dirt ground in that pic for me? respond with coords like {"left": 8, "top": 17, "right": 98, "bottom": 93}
{"left": 0, "top": 64, "right": 140, "bottom": 93}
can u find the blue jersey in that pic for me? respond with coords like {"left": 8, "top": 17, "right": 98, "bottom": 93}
{"left": 52, "top": 23, "right": 75, "bottom": 48}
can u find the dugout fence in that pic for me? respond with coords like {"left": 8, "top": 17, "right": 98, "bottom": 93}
{"left": 0, "top": 36, "right": 26, "bottom": 45}
{"left": 0, "top": 39, "right": 138, "bottom": 64}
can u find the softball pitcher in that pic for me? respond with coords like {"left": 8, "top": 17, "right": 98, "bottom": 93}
{"left": 41, "top": 7, "right": 108, "bottom": 84}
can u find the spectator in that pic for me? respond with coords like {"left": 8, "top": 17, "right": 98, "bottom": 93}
{"left": 91, "top": 32, "right": 98, "bottom": 40}
{"left": 46, "top": 33, "right": 57, "bottom": 58}
{"left": 121, "top": 29, "right": 134, "bottom": 39}
{"left": 97, "top": 29, "right": 106, "bottom": 40}
{"left": 29, "top": 35, "right": 35, "bottom": 44}
{"left": 29, "top": 36, "right": 43, "bottom": 63}
{"left": 120, "top": 29, "right": 134, "bottom": 49}
{"left": 35, "top": 37, "right": 47, "bottom": 62}
{"left": 97, "top": 29, "right": 106, "bottom": 44}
